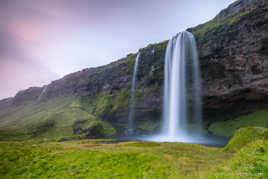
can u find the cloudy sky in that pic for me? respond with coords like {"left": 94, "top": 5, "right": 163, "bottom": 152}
{"left": 0, "top": 0, "right": 236, "bottom": 99}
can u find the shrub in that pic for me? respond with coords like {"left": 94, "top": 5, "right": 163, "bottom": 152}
{"left": 72, "top": 119, "right": 116, "bottom": 139}
{"left": 225, "top": 127, "right": 268, "bottom": 152}
{"left": 94, "top": 96, "right": 113, "bottom": 118}
{"left": 28, "top": 119, "right": 55, "bottom": 137}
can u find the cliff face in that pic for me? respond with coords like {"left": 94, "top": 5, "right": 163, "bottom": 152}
{"left": 0, "top": 98, "right": 12, "bottom": 111}
{"left": 0, "top": 0, "right": 268, "bottom": 135}
{"left": 189, "top": 0, "right": 268, "bottom": 122}
{"left": 216, "top": 0, "right": 268, "bottom": 20}
{"left": 12, "top": 87, "right": 44, "bottom": 106}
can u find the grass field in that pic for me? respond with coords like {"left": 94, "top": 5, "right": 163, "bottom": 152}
{"left": 0, "top": 140, "right": 231, "bottom": 178}
{"left": 0, "top": 127, "right": 268, "bottom": 178}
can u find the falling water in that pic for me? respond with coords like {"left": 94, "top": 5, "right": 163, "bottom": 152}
{"left": 38, "top": 86, "right": 48, "bottom": 102}
{"left": 126, "top": 53, "right": 141, "bottom": 135}
{"left": 161, "top": 31, "right": 202, "bottom": 140}
{"left": 141, "top": 31, "right": 228, "bottom": 145}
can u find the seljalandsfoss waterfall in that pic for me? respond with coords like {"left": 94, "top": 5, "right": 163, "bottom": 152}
{"left": 144, "top": 31, "right": 213, "bottom": 144}
{"left": 130, "top": 32, "right": 227, "bottom": 145}
{"left": 161, "top": 31, "right": 202, "bottom": 140}
{"left": 126, "top": 53, "right": 141, "bottom": 136}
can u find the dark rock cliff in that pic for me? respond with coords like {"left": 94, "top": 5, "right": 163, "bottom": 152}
{"left": 189, "top": 0, "right": 268, "bottom": 122}
{"left": 0, "top": 0, "right": 268, "bottom": 134}
{"left": 13, "top": 87, "right": 43, "bottom": 106}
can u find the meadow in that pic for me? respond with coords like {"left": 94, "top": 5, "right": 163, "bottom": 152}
{"left": 0, "top": 127, "right": 267, "bottom": 179}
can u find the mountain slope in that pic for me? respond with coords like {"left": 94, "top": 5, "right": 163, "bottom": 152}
{"left": 0, "top": 0, "right": 268, "bottom": 140}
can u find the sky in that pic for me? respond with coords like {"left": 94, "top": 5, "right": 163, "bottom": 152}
{"left": 0, "top": 0, "right": 236, "bottom": 99}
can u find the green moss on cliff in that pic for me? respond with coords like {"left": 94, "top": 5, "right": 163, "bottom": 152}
{"left": 190, "top": 6, "right": 259, "bottom": 43}
{"left": 92, "top": 91, "right": 131, "bottom": 118}
{"left": 209, "top": 109, "right": 268, "bottom": 137}
{"left": 93, "top": 96, "right": 113, "bottom": 117}
{"left": 137, "top": 120, "right": 159, "bottom": 133}
{"left": 154, "top": 40, "right": 168, "bottom": 60}
{"left": 111, "top": 90, "right": 130, "bottom": 113}
{"left": 125, "top": 53, "right": 139, "bottom": 74}
{"left": 73, "top": 119, "right": 116, "bottom": 138}
{"left": 92, "top": 89, "right": 147, "bottom": 119}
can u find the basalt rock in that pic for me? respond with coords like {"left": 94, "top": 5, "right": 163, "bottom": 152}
{"left": 12, "top": 87, "right": 43, "bottom": 106}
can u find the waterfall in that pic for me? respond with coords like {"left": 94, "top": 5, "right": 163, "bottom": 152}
{"left": 126, "top": 53, "right": 141, "bottom": 135}
{"left": 161, "top": 31, "right": 202, "bottom": 139}
{"left": 38, "top": 86, "right": 48, "bottom": 102}
{"left": 127, "top": 32, "right": 227, "bottom": 145}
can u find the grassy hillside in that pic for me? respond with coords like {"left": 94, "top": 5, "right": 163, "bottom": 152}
{"left": 1, "top": 96, "right": 268, "bottom": 141}
{"left": 209, "top": 110, "right": 268, "bottom": 137}
{"left": 0, "top": 96, "right": 116, "bottom": 141}
{"left": 225, "top": 127, "right": 268, "bottom": 152}
{"left": 206, "top": 127, "right": 268, "bottom": 178}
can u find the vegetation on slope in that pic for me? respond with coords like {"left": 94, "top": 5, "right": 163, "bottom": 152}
{"left": 92, "top": 91, "right": 130, "bottom": 118}
{"left": 204, "top": 128, "right": 268, "bottom": 178}
{"left": 225, "top": 127, "right": 268, "bottom": 152}
{"left": 72, "top": 119, "right": 116, "bottom": 139}
{"left": 207, "top": 140, "right": 268, "bottom": 178}
{"left": 0, "top": 88, "right": 158, "bottom": 141}
{"left": 189, "top": 2, "right": 267, "bottom": 43}
{"left": 208, "top": 109, "right": 268, "bottom": 137}
{"left": 0, "top": 96, "right": 117, "bottom": 141}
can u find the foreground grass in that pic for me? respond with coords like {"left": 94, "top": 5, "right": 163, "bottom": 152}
{"left": 206, "top": 127, "right": 268, "bottom": 178}
{"left": 1, "top": 128, "right": 267, "bottom": 178}
{"left": 0, "top": 140, "right": 231, "bottom": 178}
{"left": 207, "top": 140, "right": 268, "bottom": 179}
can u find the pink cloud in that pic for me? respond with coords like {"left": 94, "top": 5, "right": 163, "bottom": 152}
{"left": 11, "top": 21, "right": 46, "bottom": 43}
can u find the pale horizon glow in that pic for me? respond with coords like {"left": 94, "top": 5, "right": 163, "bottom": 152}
{"left": 0, "top": 0, "right": 236, "bottom": 100}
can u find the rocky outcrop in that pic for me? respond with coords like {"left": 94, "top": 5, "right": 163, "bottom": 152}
{"left": 216, "top": 0, "right": 268, "bottom": 20}
{"left": 12, "top": 87, "right": 43, "bottom": 106}
{"left": 0, "top": 98, "right": 13, "bottom": 111}
{"left": 188, "top": 0, "right": 268, "bottom": 122}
